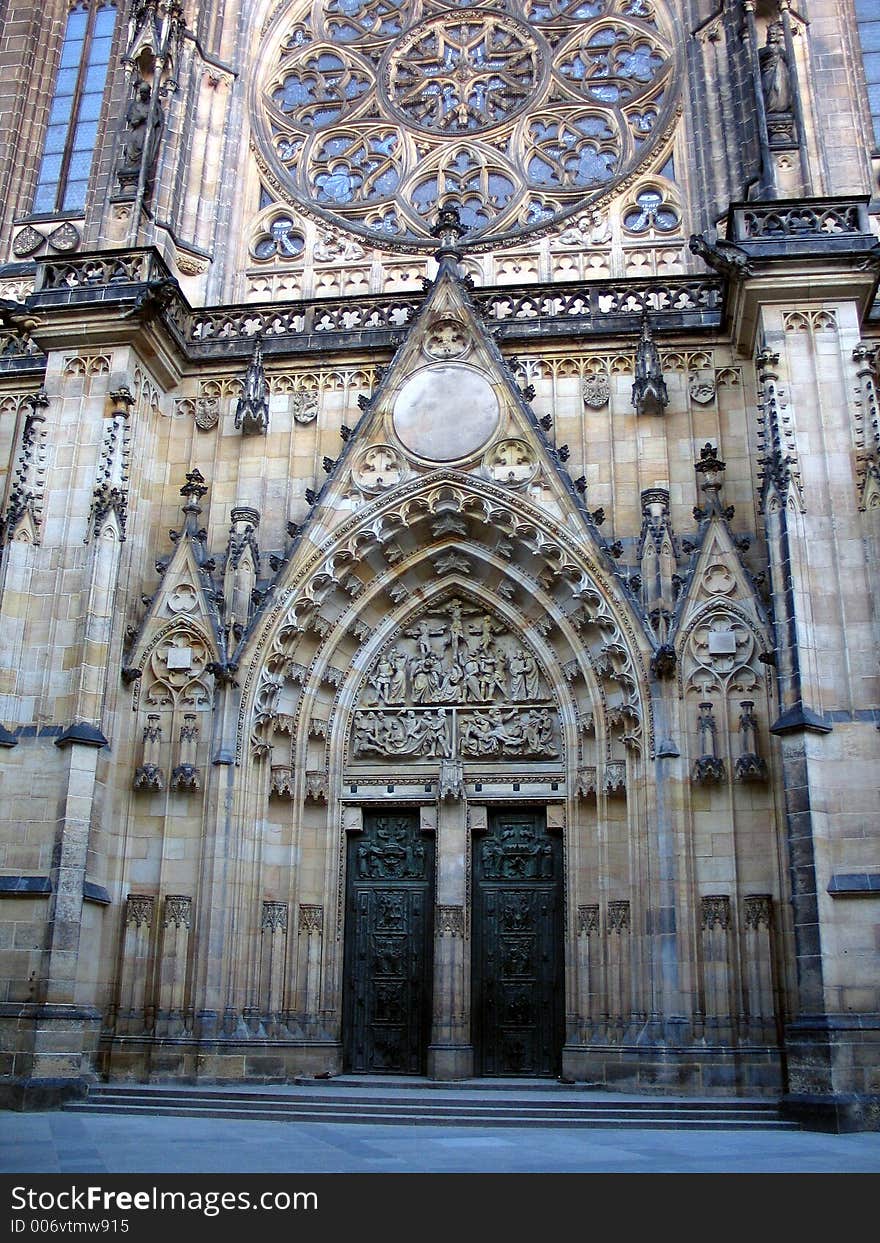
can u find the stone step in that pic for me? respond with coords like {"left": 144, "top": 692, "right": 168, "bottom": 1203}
{"left": 65, "top": 1102, "right": 799, "bottom": 1130}
{"left": 79, "top": 1085, "right": 783, "bottom": 1113}
{"left": 66, "top": 1087, "right": 798, "bottom": 1130}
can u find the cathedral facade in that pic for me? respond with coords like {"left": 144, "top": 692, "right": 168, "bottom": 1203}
{"left": 0, "top": 0, "right": 878, "bottom": 1130}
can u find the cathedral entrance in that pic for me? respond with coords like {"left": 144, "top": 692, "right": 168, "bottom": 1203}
{"left": 472, "top": 809, "right": 564, "bottom": 1077}
{"left": 342, "top": 811, "right": 435, "bottom": 1074}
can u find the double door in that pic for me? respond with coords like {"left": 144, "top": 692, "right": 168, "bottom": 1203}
{"left": 343, "top": 808, "right": 562, "bottom": 1076}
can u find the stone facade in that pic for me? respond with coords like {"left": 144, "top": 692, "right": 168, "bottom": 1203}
{"left": 0, "top": 0, "right": 878, "bottom": 1129}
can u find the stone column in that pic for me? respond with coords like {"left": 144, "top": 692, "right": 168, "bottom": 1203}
{"left": 156, "top": 895, "right": 192, "bottom": 1038}
{"left": 427, "top": 765, "right": 473, "bottom": 1080}
{"left": 116, "top": 894, "right": 156, "bottom": 1037}
{"left": 605, "top": 899, "right": 632, "bottom": 1041}
{"left": 575, "top": 904, "right": 601, "bottom": 1043}
{"left": 743, "top": 895, "right": 778, "bottom": 1045}
{"left": 190, "top": 681, "right": 238, "bottom": 1041}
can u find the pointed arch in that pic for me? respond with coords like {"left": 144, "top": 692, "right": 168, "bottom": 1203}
{"left": 237, "top": 469, "right": 654, "bottom": 768}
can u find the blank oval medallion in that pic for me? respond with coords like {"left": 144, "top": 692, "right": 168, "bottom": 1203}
{"left": 392, "top": 365, "right": 500, "bottom": 462}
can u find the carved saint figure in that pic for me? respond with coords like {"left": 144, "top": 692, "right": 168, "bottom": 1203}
{"left": 313, "top": 229, "right": 365, "bottom": 263}
{"left": 369, "top": 652, "right": 395, "bottom": 704}
{"left": 508, "top": 647, "right": 541, "bottom": 700}
{"left": 463, "top": 653, "right": 482, "bottom": 702}
{"left": 500, "top": 893, "right": 531, "bottom": 931}
{"left": 375, "top": 892, "right": 406, "bottom": 930}
{"left": 445, "top": 598, "right": 467, "bottom": 663}
{"left": 759, "top": 22, "right": 792, "bottom": 114}
{"left": 388, "top": 649, "right": 407, "bottom": 702}
{"left": 421, "top": 708, "right": 452, "bottom": 758}
{"left": 120, "top": 80, "right": 164, "bottom": 179}
{"left": 477, "top": 643, "right": 508, "bottom": 701}
{"left": 411, "top": 650, "right": 443, "bottom": 703}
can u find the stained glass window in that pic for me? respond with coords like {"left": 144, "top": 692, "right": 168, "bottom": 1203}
{"left": 32, "top": 1, "right": 117, "bottom": 215}
{"left": 856, "top": 0, "right": 880, "bottom": 148}
{"left": 253, "top": 0, "right": 678, "bottom": 248}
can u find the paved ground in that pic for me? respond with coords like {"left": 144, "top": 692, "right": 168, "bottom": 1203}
{"left": 2, "top": 1110, "right": 880, "bottom": 1173}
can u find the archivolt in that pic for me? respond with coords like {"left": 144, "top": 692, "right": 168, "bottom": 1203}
{"left": 236, "top": 471, "right": 654, "bottom": 768}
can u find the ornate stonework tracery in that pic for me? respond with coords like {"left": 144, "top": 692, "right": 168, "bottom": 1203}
{"left": 252, "top": 0, "right": 677, "bottom": 247}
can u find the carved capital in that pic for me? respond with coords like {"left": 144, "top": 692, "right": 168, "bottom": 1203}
{"left": 298, "top": 904, "right": 323, "bottom": 934}
{"left": 744, "top": 894, "right": 773, "bottom": 930}
{"left": 607, "top": 899, "right": 630, "bottom": 933}
{"left": 163, "top": 894, "right": 192, "bottom": 929}
{"left": 437, "top": 905, "right": 465, "bottom": 937}
{"left": 125, "top": 894, "right": 154, "bottom": 928}
{"left": 262, "top": 901, "right": 288, "bottom": 933}
{"left": 577, "top": 904, "right": 600, "bottom": 935}
{"left": 701, "top": 894, "right": 731, "bottom": 931}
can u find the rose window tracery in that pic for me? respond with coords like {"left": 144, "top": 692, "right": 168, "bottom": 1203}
{"left": 385, "top": 14, "right": 542, "bottom": 134}
{"left": 253, "top": 0, "right": 677, "bottom": 248}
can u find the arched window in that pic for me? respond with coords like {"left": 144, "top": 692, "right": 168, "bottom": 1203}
{"left": 856, "top": 0, "right": 880, "bottom": 148}
{"left": 32, "top": 1, "right": 117, "bottom": 215}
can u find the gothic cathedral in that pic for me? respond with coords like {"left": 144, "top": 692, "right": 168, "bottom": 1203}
{"left": 0, "top": 0, "right": 878, "bottom": 1131}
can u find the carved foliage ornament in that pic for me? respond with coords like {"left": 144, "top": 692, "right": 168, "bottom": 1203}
{"left": 253, "top": 0, "right": 677, "bottom": 247}
{"left": 126, "top": 894, "right": 155, "bottom": 927}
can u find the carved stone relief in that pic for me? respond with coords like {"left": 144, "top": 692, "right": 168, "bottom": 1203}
{"left": 291, "top": 390, "right": 319, "bottom": 424}
{"left": 143, "top": 629, "right": 213, "bottom": 708}
{"left": 350, "top": 597, "right": 560, "bottom": 765}
{"left": 686, "top": 610, "right": 758, "bottom": 696}
{"left": 352, "top": 444, "right": 405, "bottom": 493}
{"left": 424, "top": 318, "right": 470, "bottom": 361}
{"left": 583, "top": 374, "right": 610, "bottom": 409}
{"left": 483, "top": 438, "right": 538, "bottom": 487}
{"left": 194, "top": 398, "right": 220, "bottom": 431}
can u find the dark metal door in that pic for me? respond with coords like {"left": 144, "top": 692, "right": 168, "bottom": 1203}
{"left": 472, "top": 809, "right": 563, "bottom": 1076}
{"left": 343, "top": 811, "right": 434, "bottom": 1074}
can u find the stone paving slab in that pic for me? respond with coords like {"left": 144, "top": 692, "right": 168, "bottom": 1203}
{"left": 2, "top": 1111, "right": 879, "bottom": 1174}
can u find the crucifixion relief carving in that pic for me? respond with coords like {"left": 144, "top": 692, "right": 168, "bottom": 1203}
{"left": 350, "top": 597, "right": 560, "bottom": 763}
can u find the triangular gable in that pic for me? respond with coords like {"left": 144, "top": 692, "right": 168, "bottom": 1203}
{"left": 675, "top": 516, "right": 768, "bottom": 637}
{"left": 124, "top": 472, "right": 224, "bottom": 681}
{"left": 294, "top": 252, "right": 611, "bottom": 559}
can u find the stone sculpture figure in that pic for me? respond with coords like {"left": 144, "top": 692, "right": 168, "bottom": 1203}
{"left": 759, "top": 22, "right": 792, "bottom": 115}
{"left": 509, "top": 647, "right": 540, "bottom": 700}
{"left": 119, "top": 81, "right": 164, "bottom": 183}
{"left": 388, "top": 649, "right": 407, "bottom": 701}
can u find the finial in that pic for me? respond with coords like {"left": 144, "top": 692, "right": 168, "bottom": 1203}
{"left": 431, "top": 201, "right": 467, "bottom": 268}
{"left": 235, "top": 334, "right": 270, "bottom": 436}
{"left": 632, "top": 315, "right": 668, "bottom": 417}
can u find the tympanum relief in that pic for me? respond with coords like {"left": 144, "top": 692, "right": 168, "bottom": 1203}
{"left": 350, "top": 597, "right": 560, "bottom": 766}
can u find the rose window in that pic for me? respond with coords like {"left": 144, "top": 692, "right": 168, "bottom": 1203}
{"left": 386, "top": 14, "right": 542, "bottom": 133}
{"left": 252, "top": 0, "right": 678, "bottom": 248}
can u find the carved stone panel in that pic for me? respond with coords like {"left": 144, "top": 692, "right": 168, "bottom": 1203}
{"left": 350, "top": 596, "right": 561, "bottom": 768}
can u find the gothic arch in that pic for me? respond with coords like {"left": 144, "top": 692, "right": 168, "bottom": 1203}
{"left": 218, "top": 471, "right": 656, "bottom": 1023}
{"left": 236, "top": 469, "right": 655, "bottom": 771}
